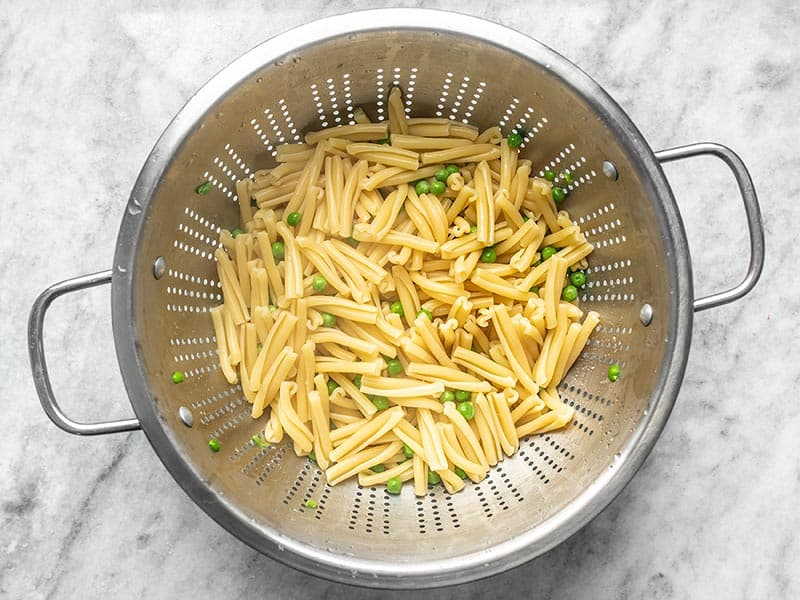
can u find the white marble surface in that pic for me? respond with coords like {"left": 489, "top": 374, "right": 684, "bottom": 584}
{"left": 1, "top": 1, "right": 797, "bottom": 597}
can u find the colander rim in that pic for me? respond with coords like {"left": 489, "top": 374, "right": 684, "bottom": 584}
{"left": 110, "top": 7, "right": 693, "bottom": 589}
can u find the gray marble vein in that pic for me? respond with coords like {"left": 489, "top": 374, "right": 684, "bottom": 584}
{"left": 2, "top": 0, "right": 798, "bottom": 598}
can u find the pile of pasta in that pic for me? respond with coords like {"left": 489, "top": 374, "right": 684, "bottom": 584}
{"left": 210, "top": 88, "right": 599, "bottom": 496}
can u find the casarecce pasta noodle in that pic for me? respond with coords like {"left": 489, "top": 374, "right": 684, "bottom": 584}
{"left": 209, "top": 87, "right": 599, "bottom": 496}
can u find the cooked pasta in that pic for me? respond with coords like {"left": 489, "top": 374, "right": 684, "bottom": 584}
{"left": 209, "top": 87, "right": 600, "bottom": 497}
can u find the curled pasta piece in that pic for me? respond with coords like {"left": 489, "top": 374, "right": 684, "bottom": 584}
{"left": 209, "top": 89, "right": 601, "bottom": 497}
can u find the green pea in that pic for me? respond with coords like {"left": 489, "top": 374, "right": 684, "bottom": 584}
{"left": 529, "top": 286, "right": 539, "bottom": 294}
{"left": 506, "top": 132, "right": 523, "bottom": 148}
{"left": 327, "top": 379, "right": 340, "bottom": 395}
{"left": 321, "top": 312, "right": 337, "bottom": 327}
{"left": 541, "top": 246, "right": 557, "bottom": 260}
{"left": 390, "top": 300, "right": 404, "bottom": 317}
{"left": 231, "top": 228, "right": 244, "bottom": 238}
{"left": 469, "top": 225, "right": 478, "bottom": 233}
{"left": 561, "top": 285, "right": 578, "bottom": 302}
{"left": 435, "top": 168, "right": 450, "bottom": 182}
{"left": 312, "top": 274, "right": 327, "bottom": 292}
{"left": 562, "top": 171, "right": 574, "bottom": 185}
{"left": 271, "top": 241, "right": 285, "bottom": 261}
{"left": 415, "top": 180, "right": 431, "bottom": 195}
{"left": 569, "top": 271, "right": 587, "bottom": 287}
{"left": 430, "top": 180, "right": 446, "bottom": 195}
{"left": 386, "top": 358, "right": 403, "bottom": 377}
{"left": 440, "top": 390, "right": 456, "bottom": 404}
{"left": 386, "top": 477, "right": 403, "bottom": 495}
{"left": 195, "top": 180, "right": 213, "bottom": 194}
{"left": 308, "top": 451, "right": 316, "bottom": 463}
{"left": 251, "top": 435, "right": 269, "bottom": 448}
{"left": 286, "top": 211, "right": 301, "bottom": 226}
{"left": 428, "top": 470, "right": 441, "bottom": 485}
{"left": 454, "top": 467, "right": 467, "bottom": 480}
{"left": 370, "top": 395, "right": 389, "bottom": 411}
{"left": 208, "top": 439, "right": 221, "bottom": 452}
{"left": 171, "top": 371, "right": 185, "bottom": 384}
{"left": 543, "top": 170, "right": 556, "bottom": 182}
{"left": 552, "top": 187, "right": 566, "bottom": 202}
{"left": 454, "top": 390, "right": 471, "bottom": 402}
{"left": 402, "top": 443, "right": 414, "bottom": 459}
{"left": 445, "top": 164, "right": 460, "bottom": 175}
{"left": 457, "top": 401, "right": 475, "bottom": 420}
{"left": 371, "top": 464, "right": 386, "bottom": 473}
{"left": 480, "top": 246, "right": 497, "bottom": 263}
{"left": 608, "top": 364, "right": 621, "bottom": 382}
{"left": 305, "top": 499, "right": 318, "bottom": 509}
{"left": 416, "top": 308, "right": 433, "bottom": 321}
{"left": 353, "top": 374, "right": 362, "bottom": 388}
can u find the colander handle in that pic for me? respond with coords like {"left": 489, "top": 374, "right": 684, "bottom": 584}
{"left": 655, "top": 142, "right": 765, "bottom": 312}
{"left": 28, "top": 270, "right": 142, "bottom": 435}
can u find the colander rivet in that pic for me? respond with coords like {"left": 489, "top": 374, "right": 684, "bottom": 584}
{"left": 178, "top": 406, "right": 194, "bottom": 427}
{"left": 639, "top": 303, "right": 654, "bottom": 326}
{"left": 153, "top": 256, "right": 166, "bottom": 279}
{"left": 602, "top": 160, "right": 618, "bottom": 181}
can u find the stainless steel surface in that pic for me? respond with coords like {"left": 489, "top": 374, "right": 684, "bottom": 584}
{"left": 601, "top": 160, "right": 619, "bottom": 181}
{"left": 639, "top": 303, "right": 654, "bottom": 327}
{"left": 152, "top": 256, "right": 166, "bottom": 279}
{"left": 655, "top": 143, "right": 765, "bottom": 312}
{"left": 29, "top": 8, "right": 762, "bottom": 589}
{"left": 27, "top": 270, "right": 142, "bottom": 435}
{"left": 178, "top": 406, "right": 194, "bottom": 428}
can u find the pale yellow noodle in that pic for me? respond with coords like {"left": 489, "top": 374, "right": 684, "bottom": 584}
{"left": 346, "top": 143, "right": 419, "bottom": 170}
{"left": 328, "top": 406, "right": 404, "bottom": 462}
{"left": 420, "top": 144, "right": 500, "bottom": 165}
{"left": 210, "top": 94, "right": 601, "bottom": 497}
{"left": 360, "top": 375, "right": 444, "bottom": 398}
{"left": 285, "top": 141, "right": 326, "bottom": 213}
{"left": 215, "top": 248, "right": 249, "bottom": 324}
{"left": 452, "top": 346, "right": 517, "bottom": 388}
{"left": 254, "top": 231, "right": 286, "bottom": 305}
{"left": 236, "top": 179, "right": 253, "bottom": 235}
{"left": 387, "top": 87, "right": 409, "bottom": 135}
{"left": 308, "top": 389, "right": 332, "bottom": 469}
{"left": 249, "top": 311, "right": 297, "bottom": 389}
{"left": 305, "top": 122, "right": 388, "bottom": 145}
{"left": 358, "top": 462, "right": 415, "bottom": 487}
{"left": 390, "top": 134, "right": 472, "bottom": 151}
{"left": 223, "top": 305, "right": 241, "bottom": 366}
{"left": 251, "top": 347, "right": 297, "bottom": 418}
{"left": 295, "top": 339, "right": 315, "bottom": 424}
{"left": 210, "top": 306, "right": 238, "bottom": 384}
{"left": 543, "top": 256, "right": 569, "bottom": 330}
{"left": 326, "top": 442, "right": 403, "bottom": 486}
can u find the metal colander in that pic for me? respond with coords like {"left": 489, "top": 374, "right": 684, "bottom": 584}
{"left": 28, "top": 9, "right": 764, "bottom": 589}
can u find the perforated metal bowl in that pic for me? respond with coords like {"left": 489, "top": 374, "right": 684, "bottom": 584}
{"left": 28, "top": 9, "right": 764, "bottom": 589}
